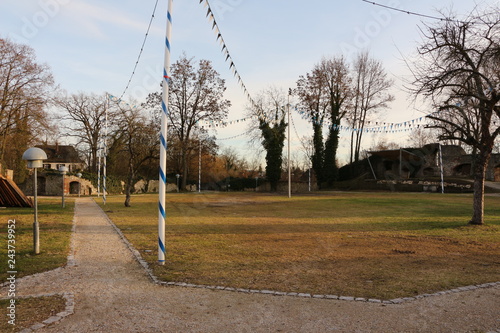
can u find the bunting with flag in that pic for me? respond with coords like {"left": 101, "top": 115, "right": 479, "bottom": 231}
{"left": 199, "top": 0, "right": 268, "bottom": 122}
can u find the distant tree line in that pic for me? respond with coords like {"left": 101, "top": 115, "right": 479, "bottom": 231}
{"left": 1, "top": 3, "right": 498, "bottom": 223}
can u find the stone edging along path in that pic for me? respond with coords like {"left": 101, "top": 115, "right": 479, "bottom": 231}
{"left": 98, "top": 199, "right": 500, "bottom": 305}
{"left": 15, "top": 292, "right": 75, "bottom": 333}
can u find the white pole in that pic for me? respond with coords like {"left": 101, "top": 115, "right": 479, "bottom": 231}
{"left": 198, "top": 137, "right": 202, "bottom": 193}
{"left": 439, "top": 143, "right": 444, "bottom": 194}
{"left": 97, "top": 141, "right": 101, "bottom": 198}
{"left": 158, "top": 0, "right": 173, "bottom": 265}
{"left": 103, "top": 101, "right": 108, "bottom": 205}
{"left": 287, "top": 90, "right": 291, "bottom": 198}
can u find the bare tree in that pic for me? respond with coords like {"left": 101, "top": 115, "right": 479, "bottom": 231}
{"left": 296, "top": 56, "right": 352, "bottom": 187}
{"left": 296, "top": 64, "right": 327, "bottom": 187}
{"left": 406, "top": 126, "right": 437, "bottom": 148}
{"left": 110, "top": 102, "right": 158, "bottom": 207}
{"left": 321, "top": 56, "right": 352, "bottom": 186}
{"left": 144, "top": 54, "right": 230, "bottom": 190}
{"left": 350, "top": 52, "right": 394, "bottom": 164}
{"left": 55, "top": 92, "right": 108, "bottom": 173}
{"left": 0, "top": 38, "right": 54, "bottom": 182}
{"left": 411, "top": 7, "right": 500, "bottom": 225}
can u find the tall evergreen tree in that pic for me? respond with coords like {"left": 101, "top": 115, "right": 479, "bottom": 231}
{"left": 249, "top": 88, "right": 288, "bottom": 192}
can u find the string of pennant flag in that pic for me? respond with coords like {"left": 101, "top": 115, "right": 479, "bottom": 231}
{"left": 330, "top": 116, "right": 428, "bottom": 133}
{"left": 216, "top": 128, "right": 255, "bottom": 141}
{"left": 199, "top": 0, "right": 268, "bottom": 123}
{"left": 200, "top": 115, "right": 256, "bottom": 128}
{"left": 204, "top": 113, "right": 431, "bottom": 140}
{"left": 108, "top": 91, "right": 432, "bottom": 134}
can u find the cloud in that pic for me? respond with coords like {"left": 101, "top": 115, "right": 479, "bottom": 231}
{"left": 62, "top": 0, "right": 163, "bottom": 40}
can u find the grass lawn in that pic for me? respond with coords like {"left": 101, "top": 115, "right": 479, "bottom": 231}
{"left": 0, "top": 197, "right": 75, "bottom": 282}
{"left": 102, "top": 192, "right": 500, "bottom": 300}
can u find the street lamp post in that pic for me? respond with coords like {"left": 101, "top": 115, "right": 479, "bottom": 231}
{"left": 59, "top": 166, "right": 68, "bottom": 208}
{"left": 22, "top": 147, "right": 47, "bottom": 255}
{"left": 77, "top": 172, "right": 82, "bottom": 197}
{"left": 176, "top": 174, "right": 180, "bottom": 193}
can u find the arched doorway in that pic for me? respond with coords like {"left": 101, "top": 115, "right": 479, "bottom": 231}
{"left": 453, "top": 164, "right": 472, "bottom": 177}
{"left": 423, "top": 167, "right": 434, "bottom": 177}
{"left": 69, "top": 181, "right": 80, "bottom": 195}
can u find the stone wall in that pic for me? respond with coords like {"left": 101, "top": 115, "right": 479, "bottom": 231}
{"left": 134, "top": 179, "right": 180, "bottom": 193}
{"left": 22, "top": 173, "right": 97, "bottom": 196}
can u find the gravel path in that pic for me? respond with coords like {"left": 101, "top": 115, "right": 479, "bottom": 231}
{"left": 3, "top": 198, "right": 500, "bottom": 333}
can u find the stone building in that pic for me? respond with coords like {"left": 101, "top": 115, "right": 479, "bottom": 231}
{"left": 368, "top": 143, "right": 500, "bottom": 181}
{"left": 23, "top": 173, "right": 97, "bottom": 196}
{"left": 21, "top": 144, "right": 97, "bottom": 196}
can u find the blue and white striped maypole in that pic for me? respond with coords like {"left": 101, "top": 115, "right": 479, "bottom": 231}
{"left": 158, "top": 0, "right": 173, "bottom": 265}
{"left": 97, "top": 141, "right": 101, "bottom": 197}
{"left": 103, "top": 101, "right": 108, "bottom": 205}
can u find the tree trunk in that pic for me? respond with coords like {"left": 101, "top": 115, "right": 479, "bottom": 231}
{"left": 312, "top": 122, "right": 324, "bottom": 188}
{"left": 124, "top": 186, "right": 132, "bottom": 207}
{"left": 469, "top": 151, "right": 490, "bottom": 225}
{"left": 324, "top": 126, "right": 339, "bottom": 187}
{"left": 124, "top": 171, "right": 133, "bottom": 207}
{"left": 124, "top": 151, "right": 135, "bottom": 207}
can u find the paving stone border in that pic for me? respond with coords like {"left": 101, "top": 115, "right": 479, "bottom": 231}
{"left": 98, "top": 199, "right": 500, "bottom": 304}
{"left": 0, "top": 292, "right": 75, "bottom": 333}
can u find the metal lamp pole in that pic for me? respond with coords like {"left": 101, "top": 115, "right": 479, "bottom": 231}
{"left": 22, "top": 147, "right": 47, "bottom": 255}
{"left": 33, "top": 167, "right": 39, "bottom": 254}
{"left": 59, "top": 166, "right": 68, "bottom": 208}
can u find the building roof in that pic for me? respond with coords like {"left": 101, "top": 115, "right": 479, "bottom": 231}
{"left": 368, "top": 143, "right": 466, "bottom": 161}
{"left": 368, "top": 148, "right": 420, "bottom": 161}
{"left": 36, "top": 144, "right": 83, "bottom": 164}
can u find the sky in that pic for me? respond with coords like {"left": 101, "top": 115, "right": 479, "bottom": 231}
{"left": 1, "top": 0, "right": 496, "bottom": 166}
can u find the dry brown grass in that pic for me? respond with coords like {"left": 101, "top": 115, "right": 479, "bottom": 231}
{"left": 101, "top": 192, "right": 500, "bottom": 299}
{"left": 0, "top": 198, "right": 75, "bottom": 281}
{"left": 0, "top": 296, "right": 66, "bottom": 332}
